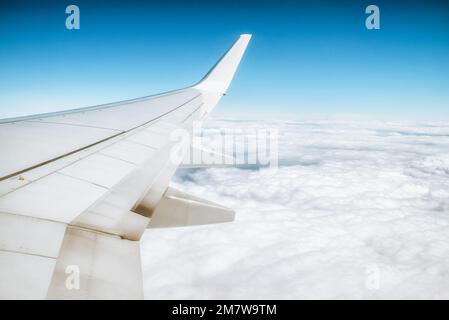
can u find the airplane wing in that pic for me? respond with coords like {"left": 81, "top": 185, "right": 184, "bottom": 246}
{"left": 0, "top": 34, "right": 251, "bottom": 299}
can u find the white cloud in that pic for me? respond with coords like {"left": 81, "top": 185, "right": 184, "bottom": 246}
{"left": 141, "top": 119, "right": 449, "bottom": 299}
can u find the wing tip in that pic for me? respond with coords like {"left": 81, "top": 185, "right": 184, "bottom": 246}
{"left": 194, "top": 34, "right": 252, "bottom": 93}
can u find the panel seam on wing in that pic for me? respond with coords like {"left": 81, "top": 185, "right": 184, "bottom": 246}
{"left": 27, "top": 120, "right": 124, "bottom": 132}
{"left": 0, "top": 248, "right": 57, "bottom": 260}
{"left": 0, "top": 93, "right": 202, "bottom": 182}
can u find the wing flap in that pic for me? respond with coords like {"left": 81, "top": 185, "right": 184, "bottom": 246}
{"left": 147, "top": 187, "right": 235, "bottom": 228}
{"left": 0, "top": 212, "right": 66, "bottom": 258}
{"left": 46, "top": 226, "right": 143, "bottom": 300}
{"left": 0, "top": 251, "right": 56, "bottom": 299}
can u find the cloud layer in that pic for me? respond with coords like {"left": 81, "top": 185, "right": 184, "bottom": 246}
{"left": 141, "top": 119, "right": 449, "bottom": 299}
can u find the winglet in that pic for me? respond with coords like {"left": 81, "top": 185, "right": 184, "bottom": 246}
{"left": 194, "top": 34, "right": 252, "bottom": 95}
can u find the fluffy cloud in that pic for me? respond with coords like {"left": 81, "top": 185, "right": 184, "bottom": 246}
{"left": 141, "top": 119, "right": 449, "bottom": 299}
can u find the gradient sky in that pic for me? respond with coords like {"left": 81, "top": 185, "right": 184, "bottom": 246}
{"left": 1, "top": 0, "right": 448, "bottom": 120}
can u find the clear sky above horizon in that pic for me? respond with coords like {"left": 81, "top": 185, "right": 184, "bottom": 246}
{"left": 1, "top": 0, "right": 448, "bottom": 120}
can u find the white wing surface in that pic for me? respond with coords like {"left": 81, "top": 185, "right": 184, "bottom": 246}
{"left": 0, "top": 34, "right": 251, "bottom": 299}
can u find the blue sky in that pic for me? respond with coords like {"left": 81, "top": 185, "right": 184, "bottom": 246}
{"left": 1, "top": 0, "right": 448, "bottom": 120}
